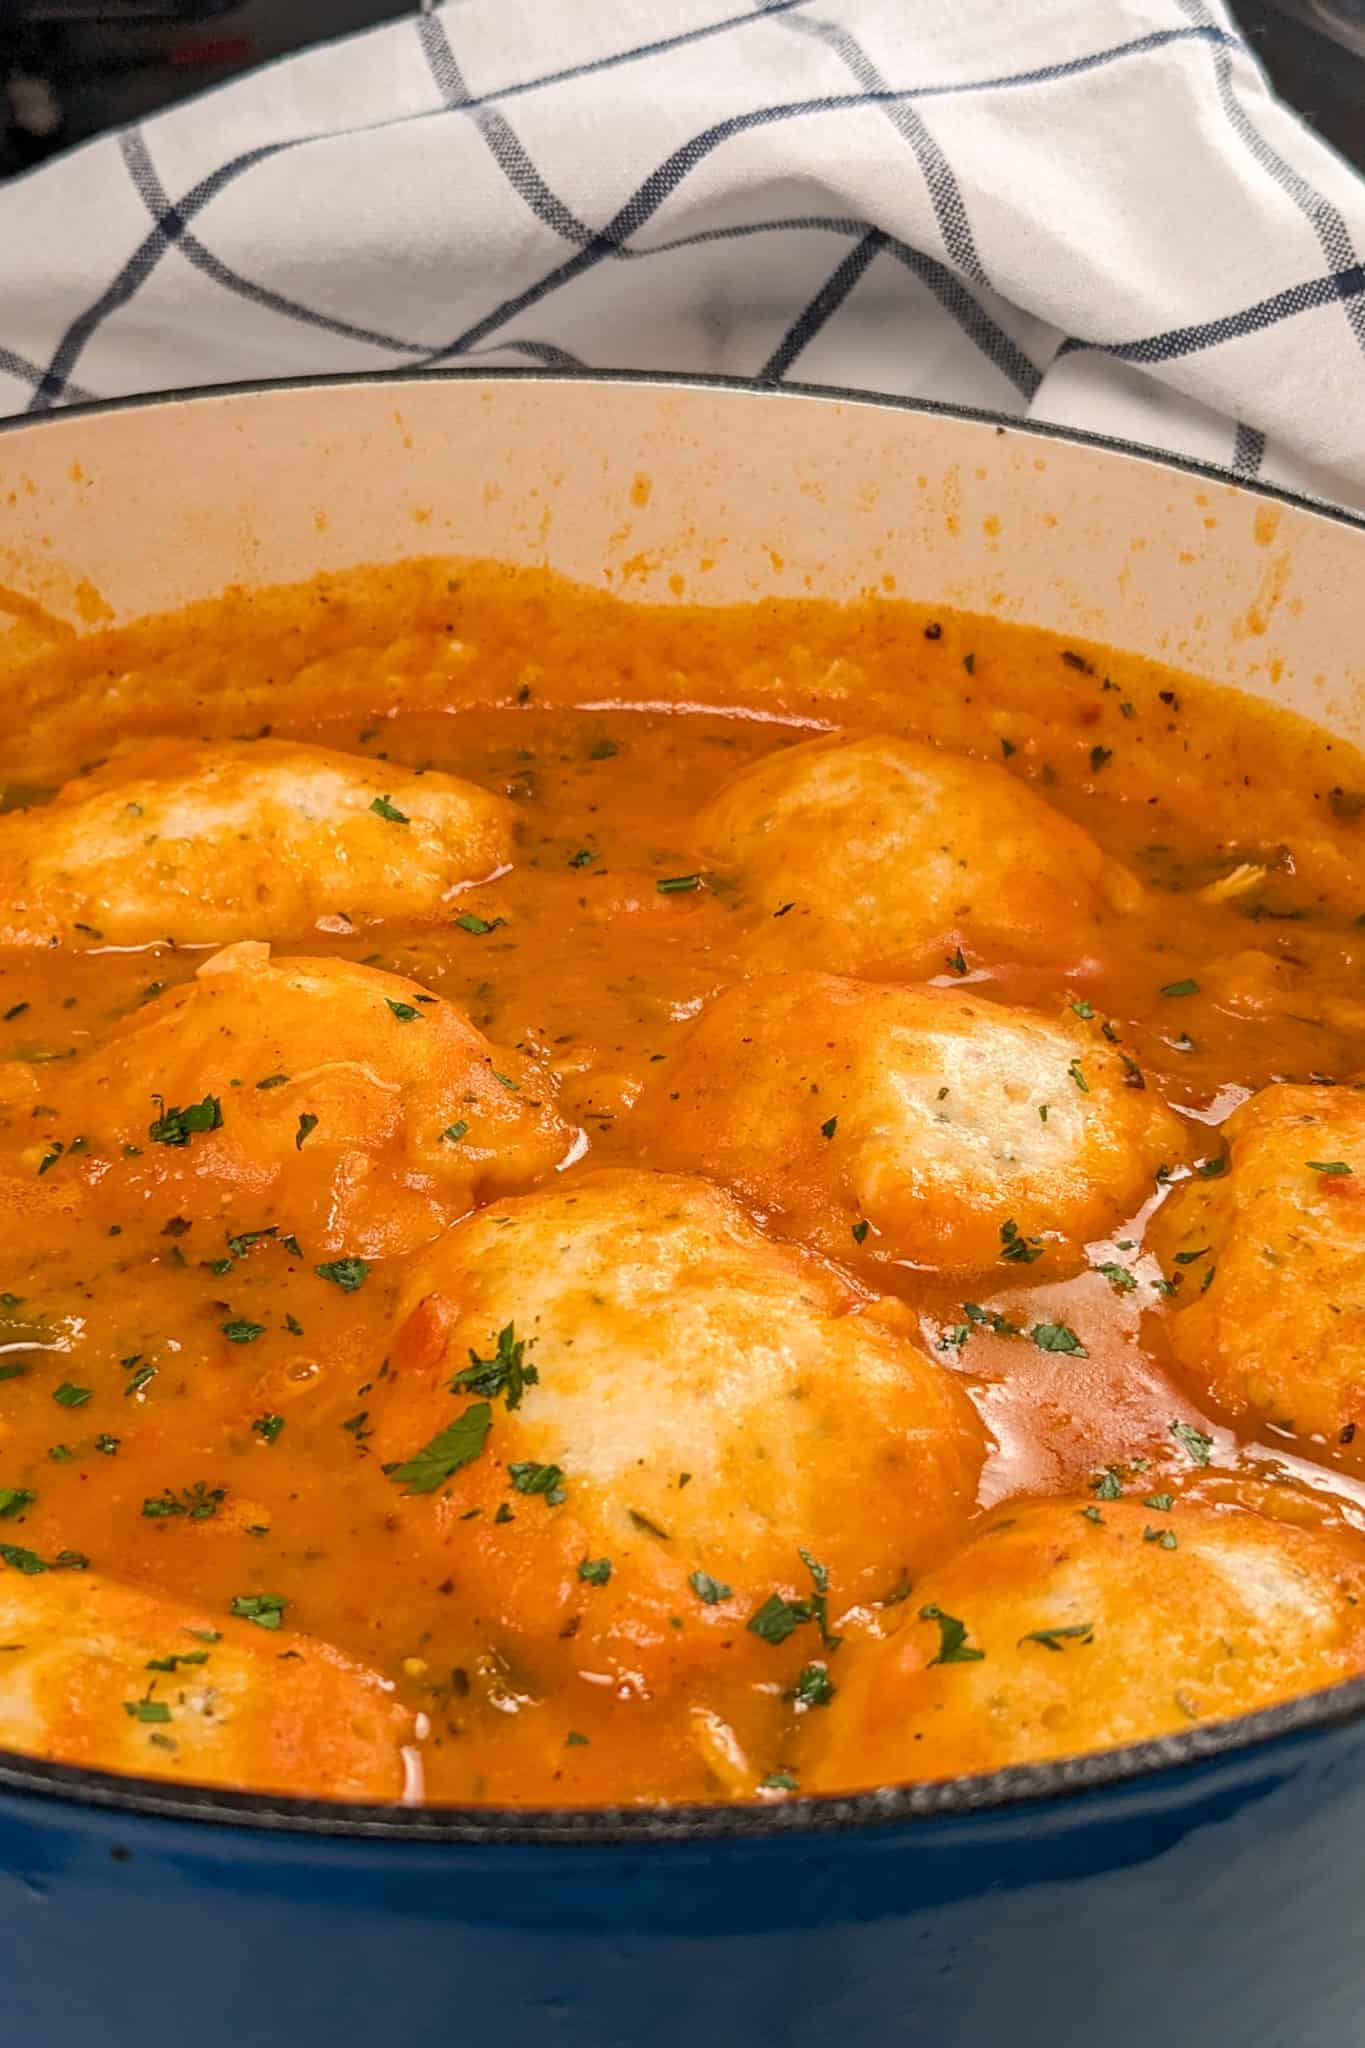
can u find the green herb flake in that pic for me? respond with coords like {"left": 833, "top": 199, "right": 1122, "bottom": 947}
{"left": 315, "top": 1257, "right": 368, "bottom": 1292}
{"left": 450, "top": 1324, "right": 537, "bottom": 1410}
{"left": 1090, "top": 745, "right": 1113, "bottom": 772}
{"left": 999, "top": 1218, "right": 1044, "bottom": 1265}
{"left": 1030, "top": 1322, "right": 1088, "bottom": 1357}
{"left": 1091, "top": 1468, "right": 1123, "bottom": 1500}
{"left": 1308, "top": 1160, "right": 1353, "bottom": 1175}
{"left": 568, "top": 848, "right": 594, "bottom": 868}
{"left": 148, "top": 1094, "right": 222, "bottom": 1148}
{"left": 508, "top": 1460, "right": 566, "bottom": 1504}
{"left": 52, "top": 1381, "right": 92, "bottom": 1408}
{"left": 442, "top": 1121, "right": 469, "bottom": 1144}
{"left": 790, "top": 1662, "right": 837, "bottom": 1708}
{"left": 124, "top": 1362, "right": 157, "bottom": 1398}
{"left": 295, "top": 1113, "right": 319, "bottom": 1150}
{"left": 1067, "top": 1057, "right": 1089, "bottom": 1094}
{"left": 1143, "top": 1493, "right": 1175, "bottom": 1512}
{"left": 369, "top": 794, "right": 409, "bottom": 824}
{"left": 0, "top": 1487, "right": 34, "bottom": 1519}
{"left": 820, "top": 1115, "right": 838, "bottom": 1140}
{"left": 1160, "top": 978, "right": 1200, "bottom": 998}
{"left": 761, "top": 1771, "right": 799, "bottom": 1792}
{"left": 656, "top": 875, "right": 702, "bottom": 895}
{"left": 454, "top": 912, "right": 505, "bottom": 935}
{"left": 0, "top": 1543, "right": 46, "bottom": 1575}
{"left": 577, "top": 1557, "right": 612, "bottom": 1585}
{"left": 221, "top": 1319, "right": 266, "bottom": 1345}
{"left": 1019, "top": 1622, "right": 1094, "bottom": 1652}
{"left": 1170, "top": 1419, "right": 1213, "bottom": 1466}
{"left": 255, "top": 1072, "right": 290, "bottom": 1090}
{"left": 689, "top": 1570, "right": 733, "bottom": 1606}
{"left": 229, "top": 1592, "right": 288, "bottom": 1631}
{"left": 388, "top": 1402, "right": 492, "bottom": 1495}
{"left": 145, "top": 1650, "right": 209, "bottom": 1673}
{"left": 94, "top": 1434, "right": 119, "bottom": 1455}
{"left": 1080, "top": 1505, "right": 1104, "bottom": 1524}
{"left": 919, "top": 1603, "right": 985, "bottom": 1665}
{"left": 1069, "top": 998, "right": 1095, "bottom": 1019}
{"left": 124, "top": 1698, "right": 172, "bottom": 1724}
{"left": 851, "top": 1219, "right": 870, "bottom": 1245}
{"left": 1144, "top": 1526, "right": 1179, "bottom": 1551}
{"left": 1095, "top": 1262, "right": 1137, "bottom": 1294}
{"left": 252, "top": 1414, "right": 285, "bottom": 1445}
{"left": 386, "top": 1000, "right": 423, "bottom": 1024}
{"left": 748, "top": 1592, "right": 811, "bottom": 1645}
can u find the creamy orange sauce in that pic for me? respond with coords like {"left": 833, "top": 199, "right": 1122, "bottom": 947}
{"left": 0, "top": 558, "right": 1363, "bottom": 1805}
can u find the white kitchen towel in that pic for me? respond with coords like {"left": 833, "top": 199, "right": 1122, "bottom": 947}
{"left": 1, "top": 0, "right": 1364, "bottom": 507}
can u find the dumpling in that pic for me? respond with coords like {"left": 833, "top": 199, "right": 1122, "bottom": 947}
{"left": 636, "top": 973, "right": 1188, "bottom": 1274}
{"left": 0, "top": 943, "right": 572, "bottom": 1256}
{"left": 806, "top": 1489, "right": 1365, "bottom": 1789}
{"left": 695, "top": 734, "right": 1141, "bottom": 976}
{"left": 0, "top": 737, "right": 514, "bottom": 947}
{"left": 367, "top": 1169, "right": 987, "bottom": 1695}
{"left": 0, "top": 1566, "right": 417, "bottom": 1799}
{"left": 1152, "top": 1084, "right": 1365, "bottom": 1461}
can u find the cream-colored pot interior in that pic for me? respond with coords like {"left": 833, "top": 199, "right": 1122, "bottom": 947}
{"left": 0, "top": 375, "right": 1360, "bottom": 737}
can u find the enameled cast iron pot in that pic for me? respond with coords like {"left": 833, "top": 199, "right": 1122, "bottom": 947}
{"left": 2, "top": 373, "right": 1365, "bottom": 2048}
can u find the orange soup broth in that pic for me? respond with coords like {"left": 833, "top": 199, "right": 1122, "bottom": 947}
{"left": 1, "top": 557, "right": 1363, "bottom": 1803}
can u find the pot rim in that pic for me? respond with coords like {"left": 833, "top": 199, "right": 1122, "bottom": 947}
{"left": 3, "top": 364, "right": 1363, "bottom": 1847}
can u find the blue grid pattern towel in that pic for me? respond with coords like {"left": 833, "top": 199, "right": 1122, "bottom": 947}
{"left": 1, "top": 0, "right": 1364, "bottom": 507}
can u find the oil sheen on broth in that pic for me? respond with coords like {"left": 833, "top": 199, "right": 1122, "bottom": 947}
{"left": 0, "top": 557, "right": 1363, "bottom": 1808}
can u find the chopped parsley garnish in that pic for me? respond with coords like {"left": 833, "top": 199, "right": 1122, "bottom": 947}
{"left": 761, "top": 1771, "right": 799, "bottom": 1792}
{"left": 568, "top": 848, "right": 594, "bottom": 868}
{"left": 295, "top": 1113, "right": 319, "bottom": 1150}
{"left": 226, "top": 1227, "right": 277, "bottom": 1259}
{"left": 1091, "top": 1467, "right": 1123, "bottom": 1500}
{"left": 656, "top": 875, "right": 701, "bottom": 895}
{"left": 369, "top": 794, "right": 409, "bottom": 824}
{"left": 628, "top": 1508, "right": 669, "bottom": 1539}
{"left": 124, "top": 1361, "right": 156, "bottom": 1397}
{"left": 148, "top": 1094, "right": 222, "bottom": 1147}
{"left": 284, "top": 1313, "right": 304, "bottom": 1337}
{"left": 229, "top": 1592, "right": 288, "bottom": 1631}
{"left": 946, "top": 946, "right": 968, "bottom": 975}
{"left": 442, "top": 1121, "right": 469, "bottom": 1144}
{"left": 1170, "top": 1419, "right": 1212, "bottom": 1465}
{"left": 689, "top": 1570, "right": 732, "bottom": 1605}
{"left": 0, "top": 1364, "right": 27, "bottom": 1383}
{"left": 1173, "top": 1247, "right": 1211, "bottom": 1265}
{"left": 386, "top": 1000, "right": 423, "bottom": 1023}
{"left": 2, "top": 1002, "right": 28, "bottom": 1022}
{"left": 454, "top": 912, "right": 504, "bottom": 934}
{"left": 1090, "top": 745, "right": 1112, "bottom": 772}
{"left": 919, "top": 1603, "right": 985, "bottom": 1665}
{"left": 124, "top": 1698, "right": 172, "bottom": 1724}
{"left": 0, "top": 1543, "right": 46, "bottom": 1574}
{"left": 1160, "top": 978, "right": 1200, "bottom": 998}
{"left": 1019, "top": 1622, "right": 1094, "bottom": 1651}
{"left": 1000, "top": 1219, "right": 1043, "bottom": 1264}
{"left": 145, "top": 1650, "right": 209, "bottom": 1673}
{"left": 1069, "top": 998, "right": 1095, "bottom": 1019}
{"left": 790, "top": 1662, "right": 837, "bottom": 1708}
{"left": 565, "top": 1731, "right": 590, "bottom": 1748}
{"left": 221, "top": 1319, "right": 266, "bottom": 1345}
{"left": 52, "top": 1381, "right": 92, "bottom": 1408}
{"left": 1143, "top": 1526, "right": 1178, "bottom": 1551}
{"left": 0, "top": 1487, "right": 34, "bottom": 1518}
{"left": 1308, "top": 1160, "right": 1353, "bottom": 1175}
{"left": 508, "top": 1460, "right": 566, "bottom": 1504}
{"left": 1094, "top": 1262, "right": 1137, "bottom": 1294}
{"left": 252, "top": 1414, "right": 285, "bottom": 1445}
{"left": 255, "top": 1072, "right": 290, "bottom": 1090}
{"left": 450, "top": 1324, "right": 537, "bottom": 1410}
{"left": 820, "top": 1115, "right": 838, "bottom": 1140}
{"left": 1143, "top": 1493, "right": 1174, "bottom": 1512}
{"left": 748, "top": 1593, "right": 811, "bottom": 1645}
{"left": 142, "top": 1482, "right": 224, "bottom": 1522}
{"left": 387, "top": 1401, "right": 492, "bottom": 1494}
{"left": 1080, "top": 1504, "right": 1104, "bottom": 1524}
{"left": 577, "top": 1557, "right": 612, "bottom": 1585}
{"left": 851, "top": 1220, "right": 870, "bottom": 1245}
{"left": 315, "top": 1257, "right": 368, "bottom": 1292}
{"left": 1067, "top": 1058, "right": 1089, "bottom": 1093}
{"left": 588, "top": 738, "right": 619, "bottom": 760}
{"left": 1195, "top": 1155, "right": 1227, "bottom": 1179}
{"left": 1030, "top": 1322, "right": 1087, "bottom": 1357}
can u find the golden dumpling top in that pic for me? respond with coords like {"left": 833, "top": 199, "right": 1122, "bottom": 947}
{"left": 695, "top": 733, "right": 1142, "bottom": 978}
{"left": 367, "top": 1168, "right": 987, "bottom": 1694}
{"left": 0, "top": 737, "right": 515, "bottom": 948}
{"left": 635, "top": 973, "right": 1189, "bottom": 1274}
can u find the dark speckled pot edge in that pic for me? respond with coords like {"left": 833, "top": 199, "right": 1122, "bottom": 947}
{"left": 2, "top": 364, "right": 1364, "bottom": 1847}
